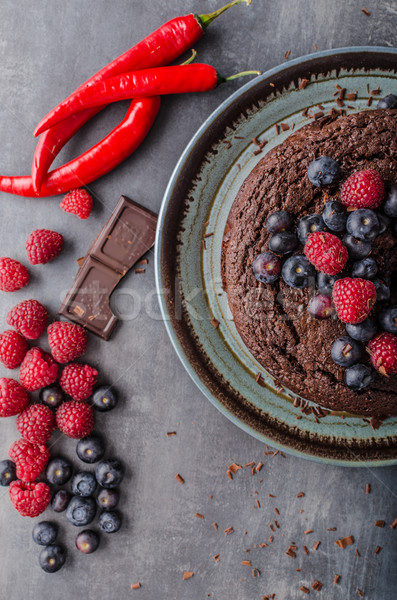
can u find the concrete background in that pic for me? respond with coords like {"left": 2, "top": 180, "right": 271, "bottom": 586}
{"left": 0, "top": 1, "right": 396, "bottom": 598}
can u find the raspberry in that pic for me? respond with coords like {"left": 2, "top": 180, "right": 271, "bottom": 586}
{"left": 60, "top": 188, "right": 93, "bottom": 219}
{"left": 19, "top": 347, "right": 59, "bottom": 392}
{"left": 332, "top": 277, "right": 376, "bottom": 324}
{"left": 25, "top": 229, "right": 64, "bottom": 265}
{"left": 16, "top": 404, "right": 56, "bottom": 444}
{"left": 47, "top": 321, "right": 88, "bottom": 363}
{"left": 59, "top": 363, "right": 98, "bottom": 401}
{"left": 6, "top": 299, "right": 48, "bottom": 339}
{"left": 56, "top": 401, "right": 94, "bottom": 439}
{"left": 367, "top": 332, "right": 397, "bottom": 375}
{"left": 9, "top": 438, "right": 50, "bottom": 482}
{"left": 304, "top": 231, "right": 348, "bottom": 275}
{"left": 0, "top": 330, "right": 28, "bottom": 369}
{"left": 0, "top": 257, "right": 29, "bottom": 292}
{"left": 0, "top": 378, "right": 30, "bottom": 417}
{"left": 340, "top": 169, "right": 385, "bottom": 209}
{"left": 9, "top": 480, "right": 51, "bottom": 517}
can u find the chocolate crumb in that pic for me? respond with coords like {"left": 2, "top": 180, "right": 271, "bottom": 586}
{"left": 167, "top": 431, "right": 177, "bottom": 437}
{"left": 269, "top": 82, "right": 275, "bottom": 88}
{"left": 269, "top": 523, "right": 275, "bottom": 532}
{"left": 253, "top": 148, "right": 263, "bottom": 156}
{"left": 334, "top": 574, "right": 340, "bottom": 584}
{"left": 175, "top": 473, "right": 185, "bottom": 484}
{"left": 303, "top": 545, "right": 309, "bottom": 555}
{"left": 274, "top": 520, "right": 280, "bottom": 529}
{"left": 314, "top": 111, "right": 324, "bottom": 120}
{"left": 355, "top": 548, "right": 361, "bottom": 557}
{"left": 224, "top": 526, "right": 234, "bottom": 535}
{"left": 195, "top": 513, "right": 204, "bottom": 519}
{"left": 210, "top": 318, "right": 220, "bottom": 329}
{"left": 365, "top": 483, "right": 371, "bottom": 494}
{"left": 375, "top": 545, "right": 382, "bottom": 555}
{"left": 312, "top": 580, "right": 322, "bottom": 591}
{"left": 302, "top": 107, "right": 309, "bottom": 117}
{"left": 281, "top": 123, "right": 290, "bottom": 131}
{"left": 313, "top": 541, "right": 320, "bottom": 551}
{"left": 285, "top": 547, "right": 296, "bottom": 558}
{"left": 214, "top": 553, "right": 220, "bottom": 562}
{"left": 326, "top": 527, "right": 337, "bottom": 531}
{"left": 212, "top": 522, "right": 218, "bottom": 531}
{"left": 241, "top": 560, "right": 251, "bottom": 566}
{"left": 367, "top": 96, "right": 373, "bottom": 107}
{"left": 357, "top": 589, "right": 364, "bottom": 597}
{"left": 361, "top": 7, "right": 371, "bottom": 15}
{"left": 256, "top": 500, "right": 261, "bottom": 509}
{"left": 245, "top": 461, "right": 255, "bottom": 468}
{"left": 252, "top": 568, "right": 261, "bottom": 578}
{"left": 268, "top": 494, "right": 276, "bottom": 498}
{"left": 335, "top": 535, "right": 354, "bottom": 548}
{"left": 134, "top": 268, "right": 145, "bottom": 274}
{"left": 228, "top": 463, "right": 242, "bottom": 474}
{"left": 274, "top": 507, "right": 280, "bottom": 515}
{"left": 304, "top": 529, "right": 313, "bottom": 535}
{"left": 275, "top": 123, "right": 280, "bottom": 135}
{"left": 204, "top": 232, "right": 214, "bottom": 239}
{"left": 130, "top": 582, "right": 141, "bottom": 590}
{"left": 299, "top": 78, "right": 310, "bottom": 89}
{"left": 183, "top": 571, "right": 194, "bottom": 580}
{"left": 284, "top": 50, "right": 291, "bottom": 59}
{"left": 226, "top": 470, "right": 233, "bottom": 480}
{"left": 300, "top": 586, "right": 310, "bottom": 594}
{"left": 256, "top": 462, "right": 263, "bottom": 472}
{"left": 375, "top": 520, "right": 385, "bottom": 528}
{"left": 346, "top": 92, "right": 357, "bottom": 101}
{"left": 137, "top": 258, "right": 148, "bottom": 266}
{"left": 296, "top": 492, "right": 305, "bottom": 498}
{"left": 255, "top": 373, "right": 265, "bottom": 387}
{"left": 390, "top": 518, "right": 397, "bottom": 529}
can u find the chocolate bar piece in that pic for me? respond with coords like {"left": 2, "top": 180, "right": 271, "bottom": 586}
{"left": 59, "top": 195, "right": 157, "bottom": 339}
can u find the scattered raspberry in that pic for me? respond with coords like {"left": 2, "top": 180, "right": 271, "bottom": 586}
{"left": 340, "top": 169, "right": 385, "bottom": 209}
{"left": 304, "top": 232, "right": 348, "bottom": 275}
{"left": 19, "top": 347, "right": 59, "bottom": 392}
{"left": 56, "top": 401, "right": 94, "bottom": 439}
{"left": 16, "top": 404, "right": 56, "bottom": 445}
{"left": 9, "top": 439, "right": 50, "bottom": 482}
{"left": 367, "top": 332, "right": 397, "bottom": 375}
{"left": 0, "top": 378, "right": 30, "bottom": 417}
{"left": 25, "top": 229, "right": 64, "bottom": 265}
{"left": 0, "top": 257, "right": 29, "bottom": 292}
{"left": 47, "top": 321, "right": 88, "bottom": 363}
{"left": 9, "top": 480, "right": 51, "bottom": 517}
{"left": 60, "top": 188, "right": 93, "bottom": 219}
{"left": 6, "top": 299, "right": 48, "bottom": 339}
{"left": 0, "top": 330, "right": 28, "bottom": 369}
{"left": 59, "top": 363, "right": 98, "bottom": 401}
{"left": 332, "top": 277, "right": 376, "bottom": 324}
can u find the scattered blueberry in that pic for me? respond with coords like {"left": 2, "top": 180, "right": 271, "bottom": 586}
{"left": 39, "top": 384, "right": 64, "bottom": 409}
{"left": 373, "top": 278, "right": 391, "bottom": 302}
{"left": 39, "top": 544, "right": 66, "bottom": 573}
{"left": 32, "top": 521, "right": 58, "bottom": 546}
{"left": 378, "top": 305, "right": 397, "bottom": 335}
{"left": 252, "top": 252, "right": 281, "bottom": 284}
{"left": 95, "top": 459, "right": 124, "bottom": 489}
{"left": 51, "top": 489, "right": 71, "bottom": 513}
{"left": 344, "top": 363, "right": 376, "bottom": 391}
{"left": 282, "top": 255, "right": 315, "bottom": 289}
{"left": 307, "top": 156, "right": 341, "bottom": 187}
{"left": 331, "top": 336, "right": 362, "bottom": 367}
{"left": 98, "top": 510, "right": 122, "bottom": 534}
{"left": 76, "top": 435, "right": 106, "bottom": 464}
{"left": 384, "top": 184, "right": 397, "bottom": 218}
{"left": 265, "top": 210, "right": 292, "bottom": 234}
{"left": 297, "top": 214, "right": 325, "bottom": 244}
{"left": 351, "top": 257, "right": 378, "bottom": 280}
{"left": 71, "top": 471, "right": 97, "bottom": 497}
{"left": 0, "top": 459, "right": 16, "bottom": 486}
{"left": 307, "top": 294, "right": 334, "bottom": 319}
{"left": 345, "top": 318, "right": 378, "bottom": 343}
{"left": 75, "top": 530, "right": 100, "bottom": 554}
{"left": 377, "top": 94, "right": 397, "bottom": 109}
{"left": 91, "top": 385, "right": 118, "bottom": 412}
{"left": 376, "top": 212, "right": 391, "bottom": 234}
{"left": 46, "top": 457, "right": 73, "bottom": 486}
{"left": 343, "top": 234, "right": 371, "bottom": 260}
{"left": 316, "top": 272, "right": 342, "bottom": 295}
{"left": 322, "top": 200, "right": 347, "bottom": 232}
{"left": 66, "top": 496, "right": 96, "bottom": 527}
{"left": 346, "top": 209, "right": 380, "bottom": 242}
{"left": 97, "top": 488, "right": 119, "bottom": 510}
{"left": 268, "top": 231, "right": 298, "bottom": 255}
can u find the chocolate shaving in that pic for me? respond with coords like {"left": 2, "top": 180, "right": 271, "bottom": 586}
{"left": 280, "top": 122, "right": 290, "bottom": 131}
{"left": 300, "top": 586, "right": 310, "bottom": 594}
{"left": 130, "top": 582, "right": 141, "bottom": 590}
{"left": 375, "top": 545, "right": 382, "bottom": 555}
{"left": 241, "top": 560, "right": 251, "bottom": 566}
{"left": 313, "top": 541, "right": 321, "bottom": 551}
{"left": 256, "top": 462, "right": 263, "bottom": 472}
{"left": 224, "top": 526, "right": 234, "bottom": 535}
{"left": 228, "top": 463, "right": 242, "bottom": 474}
{"left": 346, "top": 92, "right": 357, "bottom": 101}
{"left": 304, "top": 529, "right": 313, "bottom": 535}
{"left": 361, "top": 7, "right": 371, "bottom": 15}
{"left": 255, "top": 372, "right": 265, "bottom": 387}
{"left": 326, "top": 527, "right": 337, "bottom": 531}
{"left": 210, "top": 318, "right": 220, "bottom": 329}
{"left": 365, "top": 483, "right": 371, "bottom": 494}
{"left": 390, "top": 518, "right": 397, "bottom": 529}
{"left": 175, "top": 473, "right": 185, "bottom": 484}
{"left": 275, "top": 123, "right": 280, "bottom": 135}
{"left": 355, "top": 548, "right": 361, "bottom": 557}
{"left": 375, "top": 520, "right": 385, "bottom": 527}
{"left": 245, "top": 461, "right": 255, "bottom": 468}
{"left": 214, "top": 553, "right": 220, "bottom": 562}
{"left": 299, "top": 78, "right": 310, "bottom": 89}
{"left": 183, "top": 571, "right": 194, "bottom": 580}
{"left": 303, "top": 545, "right": 309, "bottom": 555}
{"left": 195, "top": 513, "right": 204, "bottom": 519}
{"left": 166, "top": 431, "right": 177, "bottom": 436}
{"left": 357, "top": 589, "right": 364, "bottom": 597}
{"left": 284, "top": 50, "right": 291, "bottom": 59}
{"left": 252, "top": 568, "right": 261, "bottom": 578}
{"left": 314, "top": 111, "right": 324, "bottom": 120}
{"left": 134, "top": 268, "right": 145, "bottom": 274}
{"left": 212, "top": 522, "right": 218, "bottom": 531}
{"left": 335, "top": 535, "right": 354, "bottom": 548}
{"left": 334, "top": 574, "right": 340, "bottom": 584}
{"left": 312, "top": 580, "right": 322, "bottom": 591}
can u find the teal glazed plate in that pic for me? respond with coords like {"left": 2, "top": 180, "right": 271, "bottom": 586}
{"left": 155, "top": 47, "right": 397, "bottom": 466}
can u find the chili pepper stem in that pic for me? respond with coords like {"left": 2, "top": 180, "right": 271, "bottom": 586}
{"left": 198, "top": 0, "right": 251, "bottom": 29}
{"left": 180, "top": 49, "right": 197, "bottom": 66}
{"left": 217, "top": 70, "right": 261, "bottom": 85}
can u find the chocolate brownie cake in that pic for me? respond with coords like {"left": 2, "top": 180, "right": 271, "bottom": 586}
{"left": 221, "top": 109, "right": 397, "bottom": 417}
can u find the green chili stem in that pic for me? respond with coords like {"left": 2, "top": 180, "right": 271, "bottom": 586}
{"left": 198, "top": 0, "right": 252, "bottom": 29}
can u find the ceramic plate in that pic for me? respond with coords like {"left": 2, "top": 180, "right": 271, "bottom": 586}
{"left": 155, "top": 47, "right": 397, "bottom": 466}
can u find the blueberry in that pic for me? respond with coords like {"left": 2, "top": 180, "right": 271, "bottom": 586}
{"left": 0, "top": 459, "right": 16, "bottom": 486}
{"left": 282, "top": 255, "right": 315, "bottom": 289}
{"left": 377, "top": 94, "right": 397, "bottom": 109}
{"left": 98, "top": 510, "right": 122, "bottom": 534}
{"left": 32, "top": 521, "right": 58, "bottom": 546}
{"left": 384, "top": 184, "right": 397, "bottom": 218}
{"left": 91, "top": 385, "right": 118, "bottom": 412}
{"left": 95, "top": 459, "right": 124, "bottom": 489}
{"left": 265, "top": 210, "right": 292, "bottom": 234}
{"left": 331, "top": 336, "right": 362, "bottom": 367}
{"left": 373, "top": 278, "right": 391, "bottom": 302}
{"left": 75, "top": 530, "right": 100, "bottom": 554}
{"left": 344, "top": 364, "right": 376, "bottom": 391}
{"left": 322, "top": 200, "right": 347, "bottom": 232}
{"left": 46, "top": 457, "right": 73, "bottom": 486}
{"left": 351, "top": 257, "right": 378, "bottom": 280}
{"left": 252, "top": 252, "right": 281, "bottom": 284}
{"left": 76, "top": 435, "right": 106, "bottom": 464}
{"left": 71, "top": 471, "right": 97, "bottom": 497}
{"left": 316, "top": 272, "right": 342, "bottom": 295}
{"left": 346, "top": 318, "right": 378, "bottom": 343}
{"left": 307, "top": 156, "right": 341, "bottom": 187}
{"left": 97, "top": 488, "right": 119, "bottom": 510}
{"left": 376, "top": 211, "right": 391, "bottom": 234}
{"left": 343, "top": 234, "right": 371, "bottom": 260}
{"left": 39, "top": 544, "right": 66, "bottom": 573}
{"left": 51, "top": 489, "right": 71, "bottom": 513}
{"left": 346, "top": 209, "right": 380, "bottom": 242}
{"left": 378, "top": 305, "right": 397, "bottom": 335}
{"left": 268, "top": 232, "right": 298, "bottom": 255}
{"left": 307, "top": 294, "right": 334, "bottom": 319}
{"left": 39, "top": 384, "right": 64, "bottom": 409}
{"left": 66, "top": 496, "right": 96, "bottom": 527}
{"left": 297, "top": 214, "right": 325, "bottom": 244}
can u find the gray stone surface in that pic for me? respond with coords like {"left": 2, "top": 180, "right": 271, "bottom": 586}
{"left": 0, "top": 1, "right": 396, "bottom": 598}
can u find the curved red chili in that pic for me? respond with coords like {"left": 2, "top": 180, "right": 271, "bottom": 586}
{"left": 0, "top": 97, "right": 160, "bottom": 197}
{"left": 32, "top": 0, "right": 250, "bottom": 191}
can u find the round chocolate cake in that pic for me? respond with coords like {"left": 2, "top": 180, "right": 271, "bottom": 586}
{"left": 221, "top": 109, "right": 397, "bottom": 417}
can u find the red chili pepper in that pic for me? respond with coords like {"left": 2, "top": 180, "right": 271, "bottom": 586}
{"left": 0, "top": 97, "right": 160, "bottom": 197}
{"left": 31, "top": 0, "right": 250, "bottom": 191}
